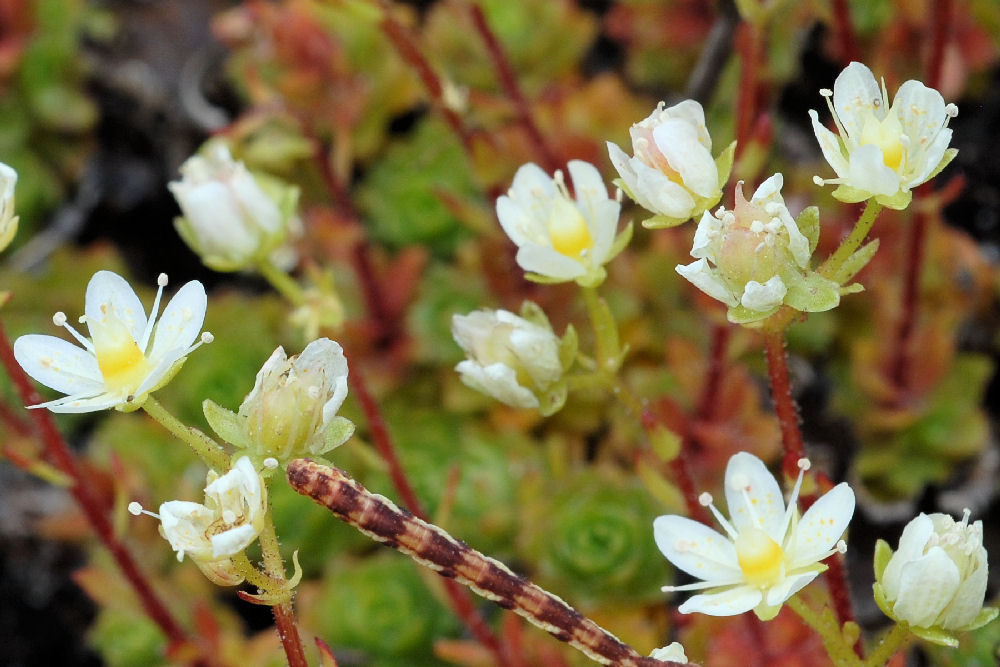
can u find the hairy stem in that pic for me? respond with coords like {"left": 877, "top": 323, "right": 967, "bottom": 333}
{"left": 141, "top": 396, "right": 230, "bottom": 472}
{"left": 786, "top": 595, "right": 862, "bottom": 667}
{"left": 863, "top": 623, "right": 913, "bottom": 667}
{"left": 818, "top": 200, "right": 883, "bottom": 280}
{"left": 258, "top": 515, "right": 309, "bottom": 667}
{"left": 0, "top": 321, "right": 202, "bottom": 662}
{"left": 762, "top": 329, "right": 805, "bottom": 480}
{"left": 258, "top": 258, "right": 307, "bottom": 307}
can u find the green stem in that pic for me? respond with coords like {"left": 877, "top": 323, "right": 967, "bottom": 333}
{"left": 581, "top": 286, "right": 619, "bottom": 374}
{"left": 258, "top": 511, "right": 309, "bottom": 667}
{"left": 786, "top": 595, "right": 863, "bottom": 667}
{"left": 141, "top": 396, "right": 229, "bottom": 472}
{"left": 863, "top": 623, "right": 912, "bottom": 667}
{"left": 819, "top": 200, "right": 883, "bottom": 280}
{"left": 231, "top": 551, "right": 278, "bottom": 592}
{"left": 258, "top": 258, "right": 307, "bottom": 307}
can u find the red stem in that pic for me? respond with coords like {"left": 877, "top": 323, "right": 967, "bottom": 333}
{"left": 763, "top": 330, "right": 805, "bottom": 481}
{"left": 272, "top": 601, "right": 309, "bottom": 667}
{"left": 694, "top": 324, "right": 731, "bottom": 423}
{"left": 734, "top": 23, "right": 760, "bottom": 162}
{"left": 346, "top": 356, "right": 513, "bottom": 667}
{"left": 0, "top": 320, "right": 203, "bottom": 663}
{"left": 641, "top": 411, "right": 711, "bottom": 525}
{"left": 830, "top": 0, "right": 861, "bottom": 64}
{"left": 887, "top": 0, "right": 953, "bottom": 394}
{"left": 378, "top": 2, "right": 474, "bottom": 154}
{"left": 468, "top": 4, "right": 560, "bottom": 174}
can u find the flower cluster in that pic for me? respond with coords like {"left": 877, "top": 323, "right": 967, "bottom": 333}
{"left": 14, "top": 271, "right": 211, "bottom": 412}
{"left": 675, "top": 175, "right": 841, "bottom": 323}
{"left": 654, "top": 452, "right": 855, "bottom": 620}
{"left": 810, "top": 61, "right": 958, "bottom": 209}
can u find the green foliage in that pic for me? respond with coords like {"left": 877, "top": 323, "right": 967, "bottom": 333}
{"left": 88, "top": 609, "right": 164, "bottom": 667}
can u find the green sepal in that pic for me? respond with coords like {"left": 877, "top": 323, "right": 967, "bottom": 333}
{"left": 604, "top": 221, "right": 634, "bottom": 263}
{"left": 873, "top": 538, "right": 893, "bottom": 581}
{"left": 558, "top": 324, "right": 578, "bottom": 371}
{"left": 839, "top": 283, "right": 865, "bottom": 295}
{"left": 524, "top": 271, "right": 569, "bottom": 285}
{"left": 649, "top": 424, "right": 682, "bottom": 462}
{"left": 925, "top": 148, "right": 958, "bottom": 183}
{"left": 575, "top": 266, "right": 608, "bottom": 288}
{"left": 538, "top": 381, "right": 568, "bottom": 417}
{"left": 753, "top": 601, "right": 782, "bottom": 622}
{"left": 519, "top": 300, "right": 552, "bottom": 328}
{"left": 174, "top": 216, "right": 247, "bottom": 273}
{"left": 715, "top": 140, "right": 737, "bottom": 190}
{"left": 875, "top": 189, "right": 913, "bottom": 211}
{"left": 831, "top": 184, "right": 873, "bottom": 204}
{"left": 795, "top": 206, "right": 821, "bottom": 254}
{"left": 872, "top": 581, "right": 895, "bottom": 621}
{"left": 203, "top": 399, "right": 249, "bottom": 448}
{"left": 311, "top": 417, "right": 356, "bottom": 456}
{"left": 961, "top": 606, "right": 999, "bottom": 632}
{"left": 727, "top": 303, "right": 776, "bottom": 325}
{"left": 910, "top": 624, "right": 959, "bottom": 648}
{"left": 641, "top": 213, "right": 690, "bottom": 229}
{"left": 833, "top": 238, "right": 880, "bottom": 285}
{"left": 784, "top": 272, "right": 841, "bottom": 313}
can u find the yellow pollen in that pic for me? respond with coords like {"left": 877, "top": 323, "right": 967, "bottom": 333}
{"left": 735, "top": 527, "right": 785, "bottom": 587}
{"left": 860, "top": 111, "right": 904, "bottom": 171}
{"left": 548, "top": 196, "right": 594, "bottom": 259}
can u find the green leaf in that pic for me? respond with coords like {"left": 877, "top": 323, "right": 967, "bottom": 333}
{"left": 202, "top": 399, "right": 248, "bottom": 448}
{"left": 313, "top": 417, "right": 356, "bottom": 456}
{"left": 784, "top": 272, "right": 841, "bottom": 313}
{"left": 727, "top": 303, "right": 774, "bottom": 325}
{"left": 910, "top": 625, "right": 960, "bottom": 648}
{"left": 876, "top": 189, "right": 913, "bottom": 211}
{"left": 795, "top": 206, "right": 820, "bottom": 253}
{"left": 538, "top": 382, "right": 568, "bottom": 417}
{"left": 558, "top": 323, "right": 578, "bottom": 371}
{"left": 834, "top": 238, "right": 880, "bottom": 285}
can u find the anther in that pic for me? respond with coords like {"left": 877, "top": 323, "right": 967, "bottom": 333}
{"left": 835, "top": 540, "right": 847, "bottom": 554}
{"left": 945, "top": 103, "right": 958, "bottom": 118}
{"left": 698, "top": 492, "right": 713, "bottom": 507}
{"left": 812, "top": 175, "right": 825, "bottom": 186}
{"left": 157, "top": 273, "right": 168, "bottom": 287}
{"left": 819, "top": 88, "right": 833, "bottom": 98}
{"left": 263, "top": 457, "right": 279, "bottom": 470}
{"left": 52, "top": 312, "right": 67, "bottom": 327}
{"left": 201, "top": 332, "right": 215, "bottom": 344}
{"left": 797, "top": 458, "right": 811, "bottom": 471}
{"left": 128, "top": 502, "right": 143, "bottom": 516}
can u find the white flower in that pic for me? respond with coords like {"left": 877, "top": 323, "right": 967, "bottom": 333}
{"left": 809, "top": 61, "right": 958, "bottom": 210}
{"left": 496, "top": 160, "right": 629, "bottom": 287}
{"left": 675, "top": 174, "right": 841, "bottom": 324}
{"left": 654, "top": 452, "right": 855, "bottom": 621}
{"left": 0, "top": 161, "right": 18, "bottom": 253}
{"left": 452, "top": 304, "right": 573, "bottom": 415}
{"left": 873, "top": 510, "right": 997, "bottom": 645}
{"left": 608, "top": 100, "right": 734, "bottom": 228}
{"left": 14, "top": 271, "right": 211, "bottom": 413}
{"left": 131, "top": 457, "right": 267, "bottom": 586}
{"left": 169, "top": 141, "right": 300, "bottom": 272}
{"left": 650, "top": 642, "right": 688, "bottom": 663}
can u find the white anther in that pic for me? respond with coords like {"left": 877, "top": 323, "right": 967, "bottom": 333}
{"left": 812, "top": 175, "right": 825, "bottom": 186}
{"left": 945, "top": 103, "right": 958, "bottom": 118}
{"left": 201, "top": 332, "right": 215, "bottom": 344}
{"left": 263, "top": 457, "right": 279, "bottom": 470}
{"left": 52, "top": 312, "right": 67, "bottom": 326}
{"left": 698, "top": 492, "right": 713, "bottom": 507}
{"left": 819, "top": 88, "right": 833, "bottom": 97}
{"left": 221, "top": 509, "right": 237, "bottom": 524}
{"left": 797, "top": 458, "right": 811, "bottom": 471}
{"left": 157, "top": 273, "right": 168, "bottom": 286}
{"left": 835, "top": 540, "right": 847, "bottom": 554}
{"left": 128, "top": 502, "right": 144, "bottom": 516}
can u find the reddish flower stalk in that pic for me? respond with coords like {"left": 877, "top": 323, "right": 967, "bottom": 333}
{"left": 830, "top": 0, "right": 861, "bottom": 64}
{"left": 887, "top": 0, "right": 953, "bottom": 394}
{"left": 377, "top": 1, "right": 474, "bottom": 154}
{"left": 694, "top": 323, "right": 731, "bottom": 423}
{"left": 272, "top": 601, "right": 309, "bottom": 667}
{"left": 0, "top": 320, "right": 204, "bottom": 664}
{"left": 346, "top": 356, "right": 514, "bottom": 667}
{"left": 734, "top": 23, "right": 761, "bottom": 166}
{"left": 467, "top": 4, "right": 560, "bottom": 173}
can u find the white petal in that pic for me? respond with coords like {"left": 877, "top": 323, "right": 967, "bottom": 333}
{"left": 907, "top": 127, "right": 952, "bottom": 188}
{"left": 690, "top": 210, "right": 723, "bottom": 259}
{"left": 30, "top": 392, "right": 122, "bottom": 413}
{"left": 210, "top": 524, "right": 258, "bottom": 558}
{"left": 882, "top": 513, "right": 934, "bottom": 599}
{"left": 809, "top": 110, "right": 849, "bottom": 177}
{"left": 892, "top": 547, "right": 960, "bottom": 627}
{"left": 676, "top": 259, "right": 738, "bottom": 307}
{"left": 85, "top": 271, "right": 147, "bottom": 342}
{"left": 515, "top": 244, "right": 586, "bottom": 280}
{"left": 653, "top": 515, "right": 742, "bottom": 583}
{"left": 750, "top": 173, "right": 785, "bottom": 205}
{"left": 740, "top": 277, "right": 787, "bottom": 313}
{"left": 765, "top": 570, "right": 820, "bottom": 607}
{"left": 13, "top": 334, "right": 103, "bottom": 395}
{"left": 678, "top": 585, "right": 762, "bottom": 616}
{"left": 893, "top": 80, "right": 947, "bottom": 151}
{"left": 496, "top": 195, "right": 536, "bottom": 247}
{"left": 456, "top": 360, "right": 538, "bottom": 408}
{"left": 230, "top": 166, "right": 283, "bottom": 233}
{"left": 847, "top": 144, "right": 901, "bottom": 196}
{"left": 149, "top": 280, "right": 207, "bottom": 361}
{"left": 724, "top": 452, "right": 786, "bottom": 541}
{"left": 298, "top": 338, "right": 349, "bottom": 417}
{"left": 132, "top": 351, "right": 187, "bottom": 398}
{"left": 634, "top": 161, "right": 696, "bottom": 219}
{"left": 787, "top": 482, "right": 855, "bottom": 568}
{"left": 509, "top": 328, "right": 561, "bottom": 387}
{"left": 653, "top": 120, "right": 719, "bottom": 197}
{"left": 505, "top": 162, "right": 556, "bottom": 236}
{"left": 585, "top": 199, "right": 622, "bottom": 264}
{"left": 833, "top": 62, "right": 883, "bottom": 137}
{"left": 938, "top": 547, "right": 988, "bottom": 628}
{"left": 664, "top": 99, "right": 711, "bottom": 148}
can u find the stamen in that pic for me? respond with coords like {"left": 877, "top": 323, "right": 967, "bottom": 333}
{"left": 221, "top": 509, "right": 237, "bottom": 524}
{"left": 945, "top": 103, "right": 958, "bottom": 118}
{"left": 698, "top": 492, "right": 713, "bottom": 506}
{"left": 263, "top": 457, "right": 279, "bottom": 470}
{"left": 960, "top": 508, "right": 971, "bottom": 527}
{"left": 55, "top": 311, "right": 95, "bottom": 352}
{"left": 835, "top": 540, "right": 847, "bottom": 554}
{"left": 780, "top": 457, "right": 811, "bottom": 538}
{"left": 201, "top": 332, "right": 215, "bottom": 344}
{"left": 701, "top": 495, "right": 739, "bottom": 541}
{"left": 819, "top": 88, "right": 832, "bottom": 98}
{"left": 139, "top": 273, "right": 169, "bottom": 352}
{"left": 128, "top": 501, "right": 160, "bottom": 520}
{"left": 812, "top": 175, "right": 827, "bottom": 187}
{"left": 797, "top": 458, "right": 811, "bottom": 471}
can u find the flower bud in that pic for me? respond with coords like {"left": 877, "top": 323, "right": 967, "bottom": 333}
{"left": 452, "top": 303, "right": 575, "bottom": 416}
{"left": 675, "top": 174, "right": 841, "bottom": 324}
{"left": 874, "top": 510, "right": 997, "bottom": 646}
{"left": 203, "top": 338, "right": 355, "bottom": 462}
{"left": 0, "top": 162, "right": 18, "bottom": 253}
{"left": 169, "top": 141, "right": 301, "bottom": 272}
{"left": 810, "top": 61, "right": 958, "bottom": 210}
{"left": 608, "top": 100, "right": 734, "bottom": 228}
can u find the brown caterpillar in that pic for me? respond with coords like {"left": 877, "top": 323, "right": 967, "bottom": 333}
{"left": 286, "top": 459, "right": 681, "bottom": 667}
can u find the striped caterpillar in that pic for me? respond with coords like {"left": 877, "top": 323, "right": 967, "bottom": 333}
{"left": 286, "top": 459, "right": 682, "bottom": 667}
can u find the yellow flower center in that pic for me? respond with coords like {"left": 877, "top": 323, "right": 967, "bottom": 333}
{"left": 548, "top": 196, "right": 594, "bottom": 259}
{"left": 860, "top": 111, "right": 905, "bottom": 171}
{"left": 735, "top": 526, "right": 785, "bottom": 587}
{"left": 91, "top": 313, "right": 152, "bottom": 395}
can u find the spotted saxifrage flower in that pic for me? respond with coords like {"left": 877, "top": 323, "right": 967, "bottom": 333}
{"left": 654, "top": 452, "right": 855, "bottom": 620}
{"left": 13, "top": 270, "right": 211, "bottom": 412}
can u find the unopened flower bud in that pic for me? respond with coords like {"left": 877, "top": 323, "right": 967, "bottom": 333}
{"left": 873, "top": 510, "right": 997, "bottom": 646}
{"left": 0, "top": 162, "right": 18, "bottom": 253}
{"left": 169, "top": 141, "right": 301, "bottom": 271}
{"left": 608, "top": 100, "right": 734, "bottom": 228}
{"left": 675, "top": 174, "right": 841, "bottom": 324}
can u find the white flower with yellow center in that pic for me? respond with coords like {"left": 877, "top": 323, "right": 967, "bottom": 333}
{"left": 13, "top": 270, "right": 211, "bottom": 413}
{"left": 809, "top": 61, "right": 958, "bottom": 210}
{"left": 608, "top": 99, "right": 734, "bottom": 228}
{"left": 129, "top": 456, "right": 267, "bottom": 586}
{"left": 654, "top": 452, "right": 855, "bottom": 620}
{"left": 496, "top": 160, "right": 630, "bottom": 288}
